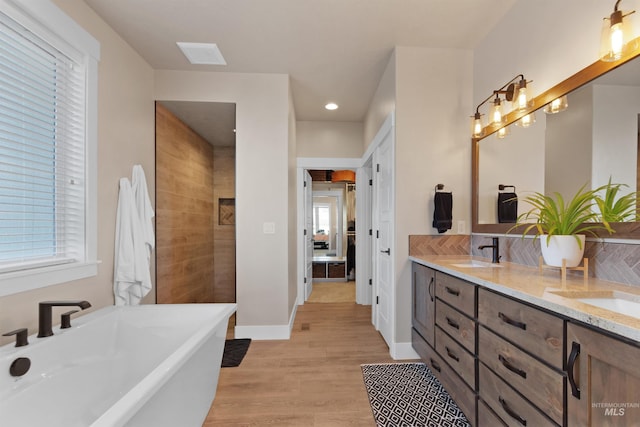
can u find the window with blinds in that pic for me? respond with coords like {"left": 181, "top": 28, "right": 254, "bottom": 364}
{"left": 0, "top": 11, "right": 86, "bottom": 272}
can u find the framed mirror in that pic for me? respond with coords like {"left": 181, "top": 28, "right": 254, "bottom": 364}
{"left": 472, "top": 43, "right": 640, "bottom": 238}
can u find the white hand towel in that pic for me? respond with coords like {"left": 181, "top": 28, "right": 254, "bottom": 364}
{"left": 113, "top": 177, "right": 152, "bottom": 306}
{"left": 132, "top": 164, "right": 155, "bottom": 261}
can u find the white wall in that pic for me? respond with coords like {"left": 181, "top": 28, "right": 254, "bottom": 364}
{"left": 364, "top": 50, "right": 396, "bottom": 150}
{"left": 287, "top": 85, "right": 298, "bottom": 319}
{"left": 155, "top": 70, "right": 294, "bottom": 335}
{"left": 593, "top": 85, "right": 640, "bottom": 193}
{"left": 393, "top": 46, "right": 473, "bottom": 345}
{"left": 0, "top": 0, "right": 155, "bottom": 345}
{"left": 296, "top": 121, "right": 364, "bottom": 158}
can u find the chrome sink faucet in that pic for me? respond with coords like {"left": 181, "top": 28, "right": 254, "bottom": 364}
{"left": 37, "top": 301, "right": 91, "bottom": 337}
{"left": 478, "top": 237, "right": 501, "bottom": 263}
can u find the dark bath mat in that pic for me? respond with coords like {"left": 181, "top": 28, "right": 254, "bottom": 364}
{"left": 221, "top": 338, "right": 251, "bottom": 367}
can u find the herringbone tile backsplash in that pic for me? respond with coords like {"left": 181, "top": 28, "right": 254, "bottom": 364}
{"left": 409, "top": 234, "right": 640, "bottom": 287}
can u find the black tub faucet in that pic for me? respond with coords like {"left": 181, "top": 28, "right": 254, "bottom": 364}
{"left": 478, "top": 237, "right": 500, "bottom": 263}
{"left": 38, "top": 301, "right": 91, "bottom": 338}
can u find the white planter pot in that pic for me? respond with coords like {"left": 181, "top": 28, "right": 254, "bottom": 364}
{"left": 539, "top": 234, "right": 585, "bottom": 268}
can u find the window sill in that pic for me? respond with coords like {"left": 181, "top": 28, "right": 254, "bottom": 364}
{"left": 0, "top": 261, "right": 100, "bottom": 297}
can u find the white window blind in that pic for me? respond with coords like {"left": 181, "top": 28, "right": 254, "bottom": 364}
{"left": 0, "top": 11, "right": 86, "bottom": 272}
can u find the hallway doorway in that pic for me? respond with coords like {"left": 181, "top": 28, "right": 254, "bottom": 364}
{"left": 154, "top": 101, "right": 236, "bottom": 305}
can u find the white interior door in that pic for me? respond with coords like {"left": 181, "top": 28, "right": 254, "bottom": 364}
{"left": 373, "top": 127, "right": 394, "bottom": 347}
{"left": 304, "top": 170, "right": 313, "bottom": 300}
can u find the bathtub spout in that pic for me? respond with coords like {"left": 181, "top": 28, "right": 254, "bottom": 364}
{"left": 38, "top": 301, "right": 91, "bottom": 338}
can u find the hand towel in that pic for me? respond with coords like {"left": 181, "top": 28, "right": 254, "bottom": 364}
{"left": 113, "top": 177, "right": 152, "bottom": 306}
{"left": 432, "top": 192, "right": 453, "bottom": 233}
{"left": 132, "top": 164, "right": 155, "bottom": 261}
{"left": 497, "top": 192, "right": 518, "bottom": 223}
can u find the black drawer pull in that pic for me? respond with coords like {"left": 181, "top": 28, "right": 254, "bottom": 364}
{"left": 567, "top": 341, "right": 581, "bottom": 399}
{"left": 445, "top": 286, "right": 460, "bottom": 296}
{"left": 430, "top": 358, "right": 441, "bottom": 372}
{"left": 428, "top": 277, "right": 435, "bottom": 302}
{"left": 498, "top": 312, "right": 527, "bottom": 330}
{"left": 445, "top": 317, "right": 460, "bottom": 330}
{"left": 498, "top": 354, "right": 527, "bottom": 379}
{"left": 445, "top": 346, "right": 459, "bottom": 362}
{"left": 499, "top": 396, "right": 527, "bottom": 426}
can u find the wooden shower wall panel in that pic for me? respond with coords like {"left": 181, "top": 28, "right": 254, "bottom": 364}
{"left": 213, "top": 146, "right": 236, "bottom": 303}
{"left": 155, "top": 103, "right": 215, "bottom": 303}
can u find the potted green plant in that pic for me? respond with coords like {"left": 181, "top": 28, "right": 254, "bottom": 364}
{"left": 511, "top": 184, "right": 614, "bottom": 267}
{"left": 594, "top": 178, "right": 639, "bottom": 223}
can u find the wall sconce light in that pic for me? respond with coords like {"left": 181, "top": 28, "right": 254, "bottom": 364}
{"left": 543, "top": 95, "right": 569, "bottom": 114}
{"left": 470, "top": 74, "right": 532, "bottom": 138}
{"left": 600, "top": 0, "right": 636, "bottom": 62}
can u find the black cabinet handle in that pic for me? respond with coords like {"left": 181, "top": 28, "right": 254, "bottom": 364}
{"left": 567, "top": 341, "right": 581, "bottom": 399}
{"left": 498, "top": 312, "right": 527, "bottom": 330}
{"left": 380, "top": 248, "right": 390, "bottom": 255}
{"left": 430, "top": 358, "right": 441, "bottom": 372}
{"left": 445, "top": 317, "right": 460, "bottom": 330}
{"left": 445, "top": 286, "right": 460, "bottom": 296}
{"left": 428, "top": 277, "right": 435, "bottom": 302}
{"left": 499, "top": 396, "right": 527, "bottom": 426}
{"left": 498, "top": 354, "right": 527, "bottom": 379}
{"left": 445, "top": 346, "right": 459, "bottom": 362}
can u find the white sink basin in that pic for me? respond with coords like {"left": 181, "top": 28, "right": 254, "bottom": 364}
{"left": 576, "top": 297, "right": 640, "bottom": 319}
{"left": 450, "top": 260, "right": 503, "bottom": 268}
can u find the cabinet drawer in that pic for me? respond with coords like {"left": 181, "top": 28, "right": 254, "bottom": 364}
{"left": 436, "top": 326, "right": 476, "bottom": 390}
{"left": 478, "top": 399, "right": 506, "bottom": 427}
{"left": 436, "top": 272, "right": 476, "bottom": 317}
{"left": 436, "top": 301, "right": 476, "bottom": 353}
{"left": 478, "top": 289, "right": 563, "bottom": 369}
{"left": 479, "top": 364, "right": 558, "bottom": 427}
{"left": 426, "top": 343, "right": 477, "bottom": 426}
{"left": 327, "top": 262, "right": 345, "bottom": 278}
{"left": 478, "top": 326, "right": 563, "bottom": 425}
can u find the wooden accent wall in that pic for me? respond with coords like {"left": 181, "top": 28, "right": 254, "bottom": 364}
{"left": 155, "top": 103, "right": 215, "bottom": 303}
{"left": 213, "top": 146, "right": 236, "bottom": 303}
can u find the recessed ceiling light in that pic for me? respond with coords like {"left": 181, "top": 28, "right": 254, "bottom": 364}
{"left": 325, "top": 102, "right": 338, "bottom": 110}
{"left": 177, "top": 42, "right": 226, "bottom": 65}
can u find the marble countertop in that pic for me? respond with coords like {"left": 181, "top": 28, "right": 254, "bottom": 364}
{"left": 409, "top": 255, "right": 640, "bottom": 343}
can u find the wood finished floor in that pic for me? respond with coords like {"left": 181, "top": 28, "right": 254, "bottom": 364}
{"left": 204, "top": 302, "right": 396, "bottom": 426}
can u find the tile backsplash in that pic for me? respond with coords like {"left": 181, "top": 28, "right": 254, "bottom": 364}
{"left": 408, "top": 234, "right": 640, "bottom": 287}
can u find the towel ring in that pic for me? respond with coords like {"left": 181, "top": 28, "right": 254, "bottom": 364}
{"left": 498, "top": 184, "right": 515, "bottom": 192}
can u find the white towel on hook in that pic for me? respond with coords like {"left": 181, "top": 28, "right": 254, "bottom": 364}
{"left": 113, "top": 176, "right": 152, "bottom": 306}
{"left": 132, "top": 164, "right": 155, "bottom": 261}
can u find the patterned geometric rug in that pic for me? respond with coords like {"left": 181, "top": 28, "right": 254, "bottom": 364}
{"left": 361, "top": 363, "right": 471, "bottom": 427}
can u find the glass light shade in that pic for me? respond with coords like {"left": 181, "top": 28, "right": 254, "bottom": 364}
{"left": 543, "top": 96, "right": 569, "bottom": 114}
{"left": 516, "top": 112, "right": 536, "bottom": 128}
{"left": 496, "top": 126, "right": 510, "bottom": 139}
{"left": 513, "top": 82, "right": 531, "bottom": 111}
{"left": 600, "top": 9, "right": 636, "bottom": 62}
{"left": 471, "top": 114, "right": 485, "bottom": 138}
{"left": 490, "top": 98, "right": 504, "bottom": 125}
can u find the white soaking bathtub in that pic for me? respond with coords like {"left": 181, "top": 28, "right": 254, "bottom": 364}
{"left": 0, "top": 303, "right": 236, "bottom": 427}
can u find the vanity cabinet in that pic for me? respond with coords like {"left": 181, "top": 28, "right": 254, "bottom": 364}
{"left": 566, "top": 323, "right": 640, "bottom": 426}
{"left": 478, "top": 288, "right": 564, "bottom": 426}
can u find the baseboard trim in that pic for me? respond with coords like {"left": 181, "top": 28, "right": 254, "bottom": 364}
{"left": 234, "top": 304, "right": 298, "bottom": 341}
{"left": 391, "top": 341, "right": 420, "bottom": 360}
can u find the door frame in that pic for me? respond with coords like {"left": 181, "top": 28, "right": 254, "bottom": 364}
{"left": 296, "top": 159, "right": 360, "bottom": 305}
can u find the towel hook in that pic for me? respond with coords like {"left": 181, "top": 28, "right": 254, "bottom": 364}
{"left": 498, "top": 184, "right": 516, "bottom": 192}
{"left": 435, "top": 183, "right": 445, "bottom": 192}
